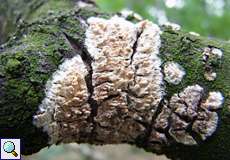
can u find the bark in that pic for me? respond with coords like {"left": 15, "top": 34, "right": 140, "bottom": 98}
{"left": 0, "top": 1, "right": 230, "bottom": 160}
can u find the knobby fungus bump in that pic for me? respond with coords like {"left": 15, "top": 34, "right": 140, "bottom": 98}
{"left": 203, "top": 47, "right": 223, "bottom": 81}
{"left": 163, "top": 62, "right": 186, "bottom": 85}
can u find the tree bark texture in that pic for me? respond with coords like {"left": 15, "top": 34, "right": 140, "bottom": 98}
{"left": 0, "top": 1, "right": 230, "bottom": 160}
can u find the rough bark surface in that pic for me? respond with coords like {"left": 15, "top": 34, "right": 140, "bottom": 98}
{"left": 0, "top": 1, "right": 230, "bottom": 160}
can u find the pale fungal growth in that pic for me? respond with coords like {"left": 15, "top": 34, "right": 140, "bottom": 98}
{"left": 85, "top": 16, "right": 164, "bottom": 142}
{"left": 211, "top": 48, "right": 223, "bottom": 58}
{"left": 168, "top": 85, "right": 224, "bottom": 144}
{"left": 163, "top": 62, "right": 186, "bottom": 85}
{"left": 169, "top": 113, "right": 197, "bottom": 145}
{"left": 192, "top": 110, "right": 218, "bottom": 140}
{"left": 202, "top": 47, "right": 223, "bottom": 81}
{"left": 189, "top": 31, "right": 200, "bottom": 36}
{"left": 33, "top": 55, "right": 92, "bottom": 144}
{"left": 202, "top": 91, "right": 224, "bottom": 110}
{"left": 203, "top": 47, "right": 223, "bottom": 61}
{"left": 204, "top": 72, "right": 217, "bottom": 81}
{"left": 33, "top": 15, "right": 165, "bottom": 147}
{"left": 171, "top": 85, "right": 204, "bottom": 120}
{"left": 154, "top": 104, "right": 171, "bottom": 130}
{"left": 120, "top": 9, "right": 143, "bottom": 21}
{"left": 163, "top": 22, "right": 181, "bottom": 31}
{"left": 33, "top": 15, "right": 225, "bottom": 151}
{"left": 76, "top": 1, "right": 94, "bottom": 8}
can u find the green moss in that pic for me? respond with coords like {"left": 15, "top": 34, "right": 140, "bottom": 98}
{"left": 160, "top": 27, "right": 230, "bottom": 160}
{"left": 0, "top": 7, "right": 94, "bottom": 154}
{"left": 28, "top": 0, "right": 73, "bottom": 22}
{"left": 5, "top": 59, "right": 21, "bottom": 73}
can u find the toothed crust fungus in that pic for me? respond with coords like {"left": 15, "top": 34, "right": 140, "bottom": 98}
{"left": 85, "top": 16, "right": 164, "bottom": 143}
{"left": 33, "top": 56, "right": 92, "bottom": 144}
{"left": 168, "top": 85, "right": 224, "bottom": 144}
{"left": 163, "top": 62, "right": 185, "bottom": 85}
{"left": 32, "top": 15, "right": 225, "bottom": 152}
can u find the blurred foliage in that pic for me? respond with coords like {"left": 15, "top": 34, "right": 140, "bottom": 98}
{"left": 95, "top": 0, "right": 230, "bottom": 40}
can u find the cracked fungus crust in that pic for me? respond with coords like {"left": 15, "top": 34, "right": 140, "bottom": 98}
{"left": 86, "top": 16, "right": 164, "bottom": 143}
{"left": 33, "top": 15, "right": 224, "bottom": 151}
{"left": 33, "top": 16, "right": 164, "bottom": 145}
{"left": 168, "top": 85, "right": 224, "bottom": 144}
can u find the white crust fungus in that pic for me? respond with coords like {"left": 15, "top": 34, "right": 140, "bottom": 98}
{"left": 202, "top": 91, "right": 224, "bottom": 110}
{"left": 154, "top": 104, "right": 171, "bottom": 130}
{"left": 33, "top": 56, "right": 92, "bottom": 144}
{"left": 192, "top": 110, "right": 218, "bottom": 140}
{"left": 163, "top": 62, "right": 185, "bottom": 85}
{"left": 163, "top": 22, "right": 181, "bottom": 31}
{"left": 189, "top": 32, "right": 200, "bottom": 36}
{"left": 168, "top": 85, "right": 224, "bottom": 144}
{"left": 33, "top": 14, "right": 225, "bottom": 150}
{"left": 85, "top": 16, "right": 164, "bottom": 142}
{"left": 204, "top": 72, "right": 217, "bottom": 81}
{"left": 203, "top": 47, "right": 223, "bottom": 81}
{"left": 77, "top": 1, "right": 94, "bottom": 8}
{"left": 120, "top": 9, "right": 143, "bottom": 21}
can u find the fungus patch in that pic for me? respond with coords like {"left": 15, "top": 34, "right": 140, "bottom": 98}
{"left": 32, "top": 15, "right": 224, "bottom": 151}
{"left": 85, "top": 16, "right": 164, "bottom": 143}
{"left": 167, "top": 85, "right": 224, "bottom": 144}
{"left": 202, "top": 91, "right": 224, "bottom": 110}
{"left": 33, "top": 55, "right": 92, "bottom": 144}
{"left": 162, "top": 22, "right": 181, "bottom": 31}
{"left": 189, "top": 31, "right": 200, "bottom": 36}
{"left": 163, "top": 62, "right": 185, "bottom": 85}
{"left": 120, "top": 9, "right": 143, "bottom": 21}
{"left": 202, "top": 47, "right": 223, "bottom": 81}
{"left": 34, "top": 15, "right": 164, "bottom": 145}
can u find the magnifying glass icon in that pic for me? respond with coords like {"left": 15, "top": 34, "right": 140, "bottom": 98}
{"left": 3, "top": 141, "right": 18, "bottom": 157}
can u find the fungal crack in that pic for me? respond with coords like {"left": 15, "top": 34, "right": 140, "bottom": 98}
{"left": 129, "top": 30, "right": 143, "bottom": 85}
{"left": 139, "top": 100, "right": 165, "bottom": 147}
{"left": 63, "top": 32, "right": 99, "bottom": 141}
{"left": 130, "top": 30, "right": 143, "bottom": 65}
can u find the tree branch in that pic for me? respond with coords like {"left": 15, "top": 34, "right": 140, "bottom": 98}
{"left": 0, "top": 1, "right": 229, "bottom": 160}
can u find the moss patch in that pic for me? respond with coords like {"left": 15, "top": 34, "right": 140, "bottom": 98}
{"left": 160, "top": 26, "right": 230, "bottom": 160}
{"left": 0, "top": 7, "right": 102, "bottom": 154}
